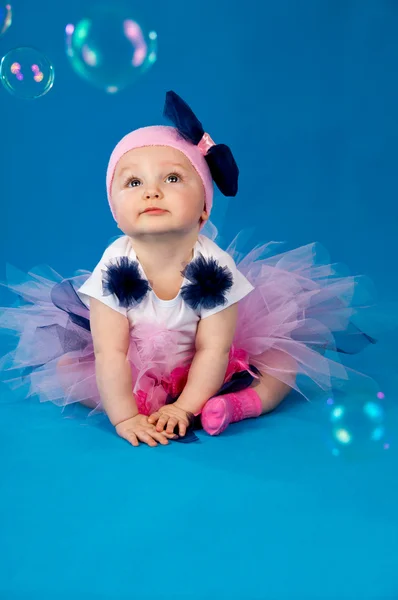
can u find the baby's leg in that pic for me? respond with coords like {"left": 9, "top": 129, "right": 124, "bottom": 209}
{"left": 201, "top": 350, "right": 297, "bottom": 435}
{"left": 248, "top": 348, "right": 297, "bottom": 414}
{"left": 56, "top": 355, "right": 98, "bottom": 409}
{"left": 250, "top": 370, "right": 295, "bottom": 414}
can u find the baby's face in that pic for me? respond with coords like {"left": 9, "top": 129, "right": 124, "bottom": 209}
{"left": 111, "top": 145, "right": 208, "bottom": 236}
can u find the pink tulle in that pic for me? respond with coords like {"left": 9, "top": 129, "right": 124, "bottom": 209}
{"left": 0, "top": 224, "right": 389, "bottom": 416}
{"left": 134, "top": 345, "right": 255, "bottom": 416}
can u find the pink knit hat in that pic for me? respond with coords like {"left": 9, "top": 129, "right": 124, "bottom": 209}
{"left": 106, "top": 91, "right": 239, "bottom": 223}
{"left": 106, "top": 125, "right": 215, "bottom": 219}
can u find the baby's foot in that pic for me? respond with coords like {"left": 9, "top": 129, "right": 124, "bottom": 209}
{"left": 201, "top": 395, "right": 234, "bottom": 436}
{"left": 201, "top": 389, "right": 262, "bottom": 436}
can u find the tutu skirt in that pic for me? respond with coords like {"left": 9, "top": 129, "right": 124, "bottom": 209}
{"left": 0, "top": 227, "right": 389, "bottom": 419}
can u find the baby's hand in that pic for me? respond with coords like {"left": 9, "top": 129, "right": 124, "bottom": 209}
{"left": 148, "top": 402, "right": 194, "bottom": 437}
{"left": 116, "top": 414, "right": 178, "bottom": 447}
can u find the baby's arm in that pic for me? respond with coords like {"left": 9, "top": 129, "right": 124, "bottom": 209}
{"left": 89, "top": 298, "right": 138, "bottom": 425}
{"left": 90, "top": 299, "right": 176, "bottom": 446}
{"left": 175, "top": 302, "right": 238, "bottom": 415}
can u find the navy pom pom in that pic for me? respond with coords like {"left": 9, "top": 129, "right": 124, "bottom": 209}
{"left": 102, "top": 257, "right": 150, "bottom": 309}
{"left": 180, "top": 254, "right": 234, "bottom": 311}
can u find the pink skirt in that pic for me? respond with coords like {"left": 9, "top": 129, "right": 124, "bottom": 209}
{"left": 0, "top": 235, "right": 388, "bottom": 416}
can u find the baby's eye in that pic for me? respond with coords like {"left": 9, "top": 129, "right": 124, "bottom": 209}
{"left": 125, "top": 173, "right": 181, "bottom": 187}
{"left": 127, "top": 179, "right": 141, "bottom": 188}
{"left": 166, "top": 173, "right": 180, "bottom": 183}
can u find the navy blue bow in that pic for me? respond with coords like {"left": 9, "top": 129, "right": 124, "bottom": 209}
{"left": 164, "top": 90, "right": 239, "bottom": 197}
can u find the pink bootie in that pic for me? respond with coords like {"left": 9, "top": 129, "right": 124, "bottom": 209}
{"left": 201, "top": 388, "right": 262, "bottom": 436}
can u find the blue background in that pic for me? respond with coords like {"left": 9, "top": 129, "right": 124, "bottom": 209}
{"left": 0, "top": 1, "right": 397, "bottom": 599}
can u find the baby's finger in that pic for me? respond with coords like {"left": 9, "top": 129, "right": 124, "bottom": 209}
{"left": 121, "top": 431, "right": 139, "bottom": 447}
{"left": 148, "top": 412, "right": 160, "bottom": 424}
{"left": 178, "top": 421, "right": 187, "bottom": 437}
{"left": 166, "top": 417, "right": 178, "bottom": 434}
{"left": 152, "top": 431, "right": 170, "bottom": 446}
{"left": 138, "top": 432, "right": 158, "bottom": 447}
{"left": 162, "top": 430, "right": 179, "bottom": 439}
{"left": 156, "top": 416, "right": 169, "bottom": 432}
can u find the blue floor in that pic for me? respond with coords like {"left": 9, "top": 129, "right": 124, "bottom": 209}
{"left": 1, "top": 342, "right": 397, "bottom": 600}
{"left": 1, "top": 0, "right": 398, "bottom": 597}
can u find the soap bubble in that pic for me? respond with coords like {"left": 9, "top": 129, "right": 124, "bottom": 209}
{"left": 325, "top": 391, "right": 389, "bottom": 459}
{"left": 0, "top": 4, "right": 12, "bottom": 37}
{"left": 65, "top": 5, "right": 157, "bottom": 93}
{"left": 0, "top": 47, "right": 54, "bottom": 99}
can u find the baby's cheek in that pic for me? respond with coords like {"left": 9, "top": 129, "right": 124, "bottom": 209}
{"left": 116, "top": 193, "right": 139, "bottom": 214}
{"left": 113, "top": 203, "right": 138, "bottom": 230}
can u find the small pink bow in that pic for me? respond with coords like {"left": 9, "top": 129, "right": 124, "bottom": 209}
{"left": 197, "top": 132, "right": 216, "bottom": 156}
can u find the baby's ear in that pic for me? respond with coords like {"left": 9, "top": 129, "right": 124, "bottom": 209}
{"left": 200, "top": 210, "right": 209, "bottom": 224}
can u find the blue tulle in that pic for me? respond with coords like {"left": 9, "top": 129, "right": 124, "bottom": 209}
{"left": 333, "top": 322, "right": 376, "bottom": 354}
{"left": 180, "top": 253, "right": 234, "bottom": 311}
{"left": 51, "top": 279, "right": 91, "bottom": 332}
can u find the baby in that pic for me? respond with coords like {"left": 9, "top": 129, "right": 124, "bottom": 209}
{"left": 74, "top": 92, "right": 296, "bottom": 446}
{"left": 0, "top": 91, "right": 377, "bottom": 447}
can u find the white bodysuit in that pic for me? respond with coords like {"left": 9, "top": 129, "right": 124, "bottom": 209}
{"left": 76, "top": 234, "right": 254, "bottom": 369}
